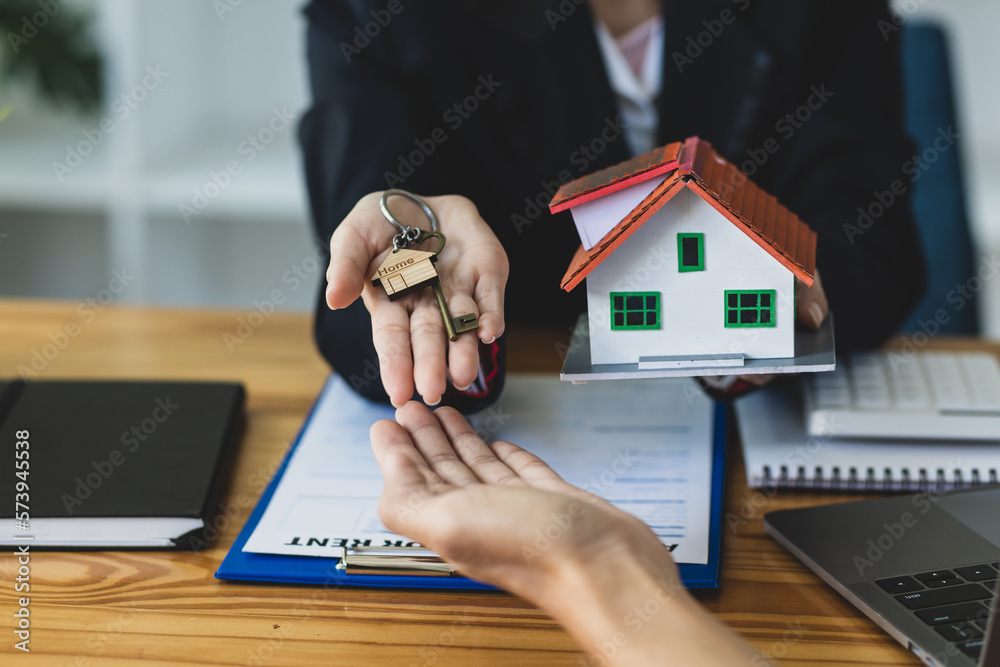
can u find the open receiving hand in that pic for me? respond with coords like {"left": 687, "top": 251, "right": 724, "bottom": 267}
{"left": 370, "top": 403, "right": 758, "bottom": 667}
{"left": 369, "top": 401, "right": 661, "bottom": 600}
{"left": 326, "top": 192, "right": 509, "bottom": 407}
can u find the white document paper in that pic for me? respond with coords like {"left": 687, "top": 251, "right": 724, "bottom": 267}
{"left": 244, "top": 374, "right": 716, "bottom": 565}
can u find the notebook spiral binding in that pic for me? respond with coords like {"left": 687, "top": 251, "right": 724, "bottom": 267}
{"left": 759, "top": 465, "right": 1000, "bottom": 492}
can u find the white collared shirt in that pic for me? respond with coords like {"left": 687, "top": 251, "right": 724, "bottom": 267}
{"left": 593, "top": 16, "right": 664, "bottom": 156}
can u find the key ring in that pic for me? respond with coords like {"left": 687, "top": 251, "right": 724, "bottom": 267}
{"left": 379, "top": 189, "right": 440, "bottom": 251}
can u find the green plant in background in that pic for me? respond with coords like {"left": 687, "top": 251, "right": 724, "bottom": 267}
{"left": 0, "top": 0, "right": 103, "bottom": 112}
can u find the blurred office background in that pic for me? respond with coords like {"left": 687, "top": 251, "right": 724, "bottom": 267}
{"left": 0, "top": 0, "right": 315, "bottom": 310}
{"left": 0, "top": 0, "right": 998, "bottom": 337}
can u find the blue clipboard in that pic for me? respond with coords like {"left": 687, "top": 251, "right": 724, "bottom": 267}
{"left": 217, "top": 380, "right": 727, "bottom": 590}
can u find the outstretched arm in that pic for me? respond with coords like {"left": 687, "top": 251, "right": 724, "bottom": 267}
{"left": 372, "top": 403, "right": 758, "bottom": 666}
{"left": 301, "top": 3, "right": 509, "bottom": 409}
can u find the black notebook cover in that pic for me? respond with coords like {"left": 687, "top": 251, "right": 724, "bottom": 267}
{"left": 0, "top": 380, "right": 245, "bottom": 549}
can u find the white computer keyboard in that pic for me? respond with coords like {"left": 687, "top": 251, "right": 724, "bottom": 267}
{"left": 803, "top": 351, "right": 1000, "bottom": 440}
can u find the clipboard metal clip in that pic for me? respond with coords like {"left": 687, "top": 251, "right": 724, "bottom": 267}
{"left": 335, "top": 546, "right": 459, "bottom": 577}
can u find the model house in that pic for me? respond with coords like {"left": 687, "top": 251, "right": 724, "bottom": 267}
{"left": 549, "top": 136, "right": 817, "bottom": 370}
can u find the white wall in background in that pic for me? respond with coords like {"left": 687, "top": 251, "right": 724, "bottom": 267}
{"left": 0, "top": 0, "right": 316, "bottom": 310}
{"left": 0, "top": 0, "right": 997, "bottom": 335}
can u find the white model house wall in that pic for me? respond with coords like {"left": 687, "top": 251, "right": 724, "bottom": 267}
{"left": 584, "top": 187, "right": 796, "bottom": 365}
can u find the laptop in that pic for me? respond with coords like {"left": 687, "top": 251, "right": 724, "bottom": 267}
{"left": 765, "top": 486, "right": 1000, "bottom": 666}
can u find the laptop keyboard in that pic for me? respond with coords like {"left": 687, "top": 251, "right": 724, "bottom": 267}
{"left": 876, "top": 562, "right": 997, "bottom": 660}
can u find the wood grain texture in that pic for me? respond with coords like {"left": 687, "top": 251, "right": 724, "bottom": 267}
{"left": 2, "top": 299, "right": 995, "bottom": 666}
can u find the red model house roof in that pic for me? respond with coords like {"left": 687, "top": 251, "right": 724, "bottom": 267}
{"left": 552, "top": 136, "right": 817, "bottom": 292}
{"left": 548, "top": 142, "right": 683, "bottom": 214}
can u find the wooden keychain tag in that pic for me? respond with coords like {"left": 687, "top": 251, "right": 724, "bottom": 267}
{"left": 371, "top": 248, "right": 439, "bottom": 301}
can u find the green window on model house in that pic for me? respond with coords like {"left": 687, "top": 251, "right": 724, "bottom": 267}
{"left": 611, "top": 292, "right": 660, "bottom": 330}
{"left": 677, "top": 233, "right": 704, "bottom": 272}
{"left": 725, "top": 290, "right": 776, "bottom": 327}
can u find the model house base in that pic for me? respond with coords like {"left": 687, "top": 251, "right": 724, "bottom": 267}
{"left": 560, "top": 313, "right": 836, "bottom": 382}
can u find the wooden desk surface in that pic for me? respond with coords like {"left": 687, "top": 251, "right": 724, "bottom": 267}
{"left": 1, "top": 298, "right": 996, "bottom": 666}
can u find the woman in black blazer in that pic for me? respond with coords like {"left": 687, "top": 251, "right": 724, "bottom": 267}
{"left": 301, "top": 0, "right": 924, "bottom": 409}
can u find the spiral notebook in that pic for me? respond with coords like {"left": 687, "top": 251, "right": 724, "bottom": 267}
{"left": 735, "top": 379, "right": 1000, "bottom": 491}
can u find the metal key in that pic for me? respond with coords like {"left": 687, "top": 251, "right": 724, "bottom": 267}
{"left": 432, "top": 283, "right": 479, "bottom": 341}
{"left": 371, "top": 216, "right": 479, "bottom": 341}
{"left": 415, "top": 229, "right": 479, "bottom": 342}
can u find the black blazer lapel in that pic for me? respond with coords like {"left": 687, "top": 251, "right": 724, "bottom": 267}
{"left": 658, "top": 1, "right": 777, "bottom": 160}
{"left": 545, "top": 1, "right": 630, "bottom": 165}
